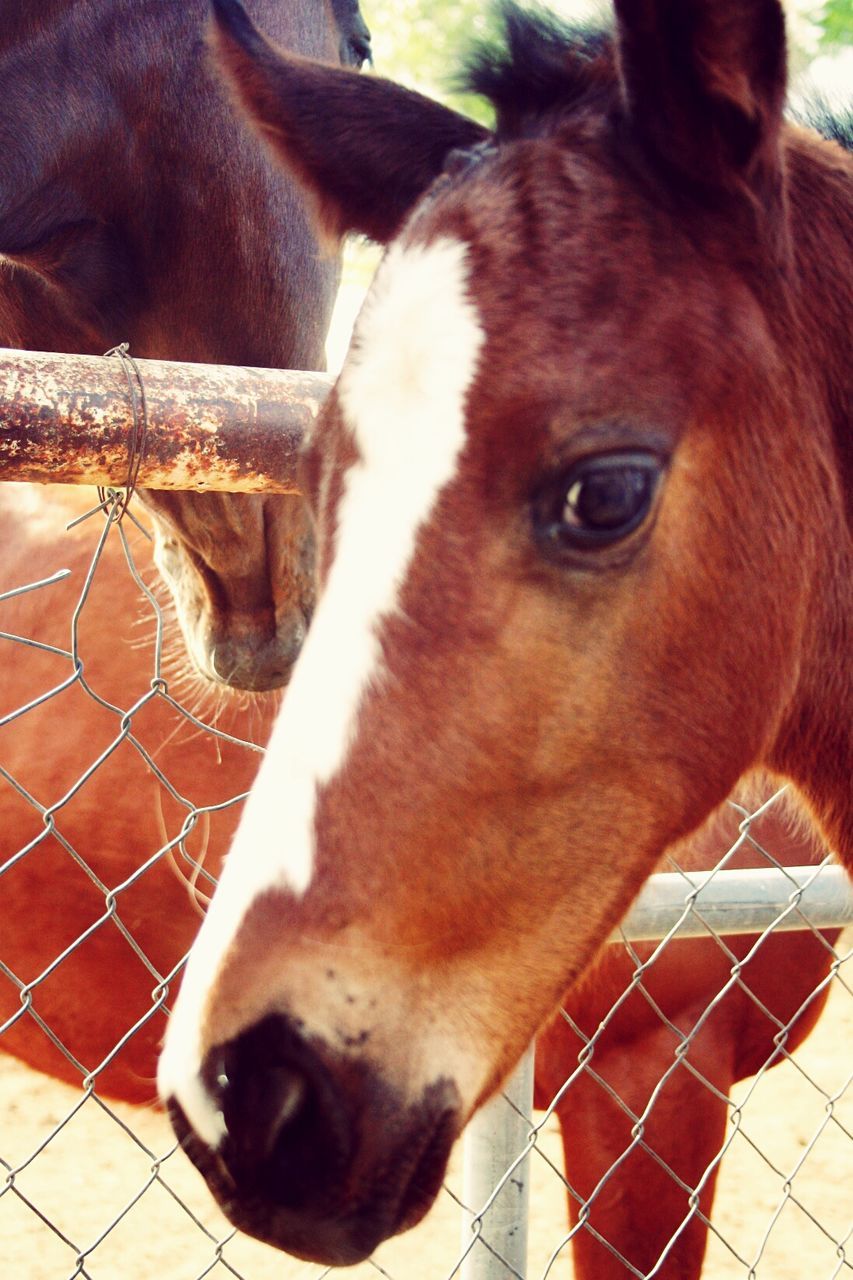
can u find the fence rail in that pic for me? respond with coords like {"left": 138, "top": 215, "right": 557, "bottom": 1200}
{"left": 615, "top": 863, "right": 853, "bottom": 941}
{"left": 0, "top": 346, "right": 850, "bottom": 1279}
{"left": 0, "top": 347, "right": 330, "bottom": 491}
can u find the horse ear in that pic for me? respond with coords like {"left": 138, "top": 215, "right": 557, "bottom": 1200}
{"left": 209, "top": 0, "right": 490, "bottom": 245}
{"left": 613, "top": 0, "right": 787, "bottom": 213}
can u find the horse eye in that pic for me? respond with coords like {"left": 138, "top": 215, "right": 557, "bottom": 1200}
{"left": 535, "top": 451, "right": 663, "bottom": 553}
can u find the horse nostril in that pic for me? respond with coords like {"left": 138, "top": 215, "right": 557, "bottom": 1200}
{"left": 258, "top": 1065, "right": 308, "bottom": 1160}
{"left": 206, "top": 1050, "right": 308, "bottom": 1174}
{"left": 201, "top": 1015, "right": 352, "bottom": 1207}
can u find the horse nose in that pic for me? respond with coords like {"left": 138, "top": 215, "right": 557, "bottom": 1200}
{"left": 166, "top": 1009, "right": 463, "bottom": 1263}
{"left": 202, "top": 1014, "right": 352, "bottom": 1207}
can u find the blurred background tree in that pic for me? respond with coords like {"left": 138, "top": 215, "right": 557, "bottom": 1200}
{"left": 816, "top": 0, "right": 852, "bottom": 45}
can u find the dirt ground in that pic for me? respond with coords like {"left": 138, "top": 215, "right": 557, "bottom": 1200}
{"left": 1, "top": 932, "right": 849, "bottom": 1280}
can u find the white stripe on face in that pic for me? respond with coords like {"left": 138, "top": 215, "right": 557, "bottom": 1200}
{"left": 158, "top": 237, "right": 485, "bottom": 1126}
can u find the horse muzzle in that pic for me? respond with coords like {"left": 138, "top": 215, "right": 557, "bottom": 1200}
{"left": 165, "top": 1012, "right": 461, "bottom": 1264}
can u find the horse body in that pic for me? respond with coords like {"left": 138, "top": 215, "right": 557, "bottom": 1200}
{"left": 0, "top": 480, "right": 285, "bottom": 1100}
{"left": 0, "top": 0, "right": 369, "bottom": 690}
{"left": 158, "top": 0, "right": 852, "bottom": 1269}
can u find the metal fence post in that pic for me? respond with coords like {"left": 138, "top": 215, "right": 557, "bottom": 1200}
{"left": 460, "top": 1045, "right": 535, "bottom": 1280}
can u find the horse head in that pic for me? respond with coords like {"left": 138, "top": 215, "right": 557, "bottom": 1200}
{"left": 159, "top": 0, "right": 852, "bottom": 1262}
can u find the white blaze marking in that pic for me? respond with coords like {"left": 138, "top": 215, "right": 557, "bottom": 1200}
{"left": 158, "top": 238, "right": 485, "bottom": 1127}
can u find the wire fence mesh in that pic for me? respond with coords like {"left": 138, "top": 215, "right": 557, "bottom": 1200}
{"left": 0, "top": 480, "right": 850, "bottom": 1280}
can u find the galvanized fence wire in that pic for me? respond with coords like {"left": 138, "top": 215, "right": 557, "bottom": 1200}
{"left": 0, "top": 483, "right": 850, "bottom": 1279}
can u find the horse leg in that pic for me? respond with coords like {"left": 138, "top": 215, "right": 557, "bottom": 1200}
{"left": 538, "top": 1016, "right": 734, "bottom": 1279}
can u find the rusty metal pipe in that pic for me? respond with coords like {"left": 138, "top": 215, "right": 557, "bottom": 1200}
{"left": 0, "top": 348, "right": 333, "bottom": 492}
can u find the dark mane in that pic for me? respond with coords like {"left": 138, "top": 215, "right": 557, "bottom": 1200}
{"left": 461, "top": 2, "right": 615, "bottom": 136}
{"left": 796, "top": 99, "right": 853, "bottom": 152}
{"left": 465, "top": 4, "right": 853, "bottom": 160}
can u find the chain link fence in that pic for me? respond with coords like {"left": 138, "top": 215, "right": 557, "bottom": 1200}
{"left": 1, "top": 462, "right": 851, "bottom": 1278}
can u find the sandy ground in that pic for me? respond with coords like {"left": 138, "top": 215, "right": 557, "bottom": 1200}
{"left": 1, "top": 934, "right": 849, "bottom": 1280}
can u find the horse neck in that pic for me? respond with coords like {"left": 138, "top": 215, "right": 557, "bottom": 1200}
{"left": 785, "top": 129, "right": 853, "bottom": 515}
{"left": 768, "top": 129, "right": 853, "bottom": 863}
{"left": 780, "top": 506, "right": 853, "bottom": 865}
{"left": 779, "top": 502, "right": 853, "bottom": 862}
{"left": 773, "top": 634, "right": 853, "bottom": 867}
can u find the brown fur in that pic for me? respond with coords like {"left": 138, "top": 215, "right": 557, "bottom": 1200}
{"left": 534, "top": 800, "right": 837, "bottom": 1278}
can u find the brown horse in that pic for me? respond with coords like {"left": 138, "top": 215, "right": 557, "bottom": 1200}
{"left": 0, "top": 0, "right": 369, "bottom": 690}
{"left": 158, "top": 0, "right": 852, "bottom": 1270}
